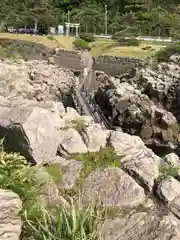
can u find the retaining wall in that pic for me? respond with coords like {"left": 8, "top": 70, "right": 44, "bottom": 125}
{"left": 54, "top": 51, "right": 142, "bottom": 76}
{"left": 0, "top": 38, "right": 142, "bottom": 76}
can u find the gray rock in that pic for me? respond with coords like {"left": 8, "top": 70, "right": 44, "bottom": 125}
{"left": 0, "top": 105, "right": 61, "bottom": 163}
{"left": 164, "top": 153, "right": 180, "bottom": 166}
{"left": 50, "top": 156, "right": 83, "bottom": 189}
{"left": 83, "top": 124, "right": 109, "bottom": 152}
{"left": 64, "top": 107, "right": 80, "bottom": 121}
{"left": 156, "top": 177, "right": 180, "bottom": 218}
{"left": 110, "top": 131, "right": 144, "bottom": 156}
{"left": 156, "top": 177, "right": 180, "bottom": 204}
{"left": 101, "top": 211, "right": 180, "bottom": 240}
{"left": 95, "top": 75, "right": 179, "bottom": 151}
{"left": 122, "top": 147, "right": 160, "bottom": 191}
{"left": 82, "top": 167, "right": 146, "bottom": 208}
{"left": 35, "top": 166, "right": 70, "bottom": 208}
{"left": 58, "top": 128, "right": 87, "bottom": 156}
{"left": 0, "top": 189, "right": 22, "bottom": 240}
{"left": 110, "top": 131, "right": 160, "bottom": 191}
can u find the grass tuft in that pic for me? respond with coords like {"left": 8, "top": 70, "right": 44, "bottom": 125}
{"left": 0, "top": 145, "right": 105, "bottom": 240}
{"left": 71, "top": 147, "right": 122, "bottom": 186}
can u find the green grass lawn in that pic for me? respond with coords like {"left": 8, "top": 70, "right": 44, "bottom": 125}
{"left": 0, "top": 33, "right": 75, "bottom": 50}
{"left": 90, "top": 38, "right": 168, "bottom": 58}
{"left": 0, "top": 33, "right": 168, "bottom": 58}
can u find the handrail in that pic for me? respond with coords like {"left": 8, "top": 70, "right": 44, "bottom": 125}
{"left": 72, "top": 74, "right": 114, "bottom": 130}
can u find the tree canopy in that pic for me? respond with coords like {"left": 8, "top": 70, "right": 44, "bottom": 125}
{"left": 0, "top": 0, "right": 179, "bottom": 37}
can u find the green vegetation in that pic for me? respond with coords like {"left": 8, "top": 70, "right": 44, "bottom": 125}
{"left": 0, "top": 38, "right": 32, "bottom": 60}
{"left": 91, "top": 38, "right": 164, "bottom": 58}
{"left": 112, "top": 37, "right": 140, "bottom": 46}
{"left": 72, "top": 147, "right": 122, "bottom": 186}
{"left": 154, "top": 43, "right": 180, "bottom": 62}
{"left": 69, "top": 119, "right": 87, "bottom": 133}
{"left": 80, "top": 33, "right": 95, "bottom": 42}
{"left": 73, "top": 38, "right": 90, "bottom": 50}
{"left": 0, "top": 0, "right": 179, "bottom": 40}
{"left": 127, "top": 38, "right": 140, "bottom": 46}
{"left": 0, "top": 149, "right": 106, "bottom": 240}
{"left": 159, "top": 164, "right": 180, "bottom": 178}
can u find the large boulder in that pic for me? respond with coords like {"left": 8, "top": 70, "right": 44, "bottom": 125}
{"left": 82, "top": 167, "right": 146, "bottom": 208}
{"left": 102, "top": 211, "right": 180, "bottom": 240}
{"left": 156, "top": 177, "right": 180, "bottom": 219}
{"left": 83, "top": 124, "right": 109, "bottom": 152}
{"left": 109, "top": 131, "right": 160, "bottom": 191}
{"left": 58, "top": 128, "right": 87, "bottom": 156}
{"left": 0, "top": 104, "right": 61, "bottom": 164}
{"left": 0, "top": 189, "right": 22, "bottom": 240}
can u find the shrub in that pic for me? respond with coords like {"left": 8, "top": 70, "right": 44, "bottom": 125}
{"left": 73, "top": 38, "right": 90, "bottom": 50}
{"left": 116, "top": 37, "right": 129, "bottom": 46}
{"left": 80, "top": 33, "right": 95, "bottom": 42}
{"left": 112, "top": 37, "right": 140, "bottom": 47}
{"left": 127, "top": 38, "right": 140, "bottom": 46}
{"left": 47, "top": 35, "right": 54, "bottom": 41}
{"left": 154, "top": 43, "right": 180, "bottom": 63}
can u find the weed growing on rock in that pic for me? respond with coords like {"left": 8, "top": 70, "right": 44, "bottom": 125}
{"left": 72, "top": 147, "right": 122, "bottom": 185}
{"left": 0, "top": 148, "right": 105, "bottom": 240}
{"left": 69, "top": 119, "right": 87, "bottom": 133}
{"left": 154, "top": 43, "right": 180, "bottom": 63}
{"left": 159, "top": 164, "right": 180, "bottom": 178}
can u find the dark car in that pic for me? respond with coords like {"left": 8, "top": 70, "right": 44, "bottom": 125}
{"left": 14, "top": 28, "right": 37, "bottom": 34}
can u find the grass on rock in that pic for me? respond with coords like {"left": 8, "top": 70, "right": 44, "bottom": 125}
{"left": 63, "top": 119, "right": 87, "bottom": 134}
{"left": 0, "top": 149, "right": 106, "bottom": 240}
{"left": 71, "top": 147, "right": 122, "bottom": 186}
{"left": 159, "top": 164, "right": 180, "bottom": 179}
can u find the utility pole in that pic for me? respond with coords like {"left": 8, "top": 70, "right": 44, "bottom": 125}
{"left": 105, "top": 5, "right": 107, "bottom": 36}
{"left": 66, "top": 10, "right": 70, "bottom": 37}
{"left": 68, "top": 10, "right": 70, "bottom": 23}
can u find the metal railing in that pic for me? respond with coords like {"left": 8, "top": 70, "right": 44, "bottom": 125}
{"left": 72, "top": 75, "right": 114, "bottom": 130}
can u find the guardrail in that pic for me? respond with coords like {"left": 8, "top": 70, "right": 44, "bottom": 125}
{"left": 94, "top": 34, "right": 176, "bottom": 42}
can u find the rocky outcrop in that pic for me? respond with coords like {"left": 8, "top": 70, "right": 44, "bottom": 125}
{"left": 129, "top": 56, "right": 180, "bottom": 122}
{"left": 82, "top": 167, "right": 146, "bottom": 207}
{"left": 110, "top": 131, "right": 160, "bottom": 191}
{"left": 1, "top": 55, "right": 180, "bottom": 239}
{"left": 94, "top": 76, "right": 179, "bottom": 154}
{"left": 0, "top": 59, "right": 75, "bottom": 104}
{"left": 0, "top": 189, "right": 22, "bottom": 240}
{"left": 0, "top": 103, "right": 61, "bottom": 164}
{"left": 102, "top": 211, "right": 180, "bottom": 240}
{"left": 1, "top": 99, "right": 180, "bottom": 239}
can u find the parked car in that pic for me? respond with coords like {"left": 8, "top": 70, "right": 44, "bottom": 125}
{"left": 7, "top": 28, "right": 37, "bottom": 34}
